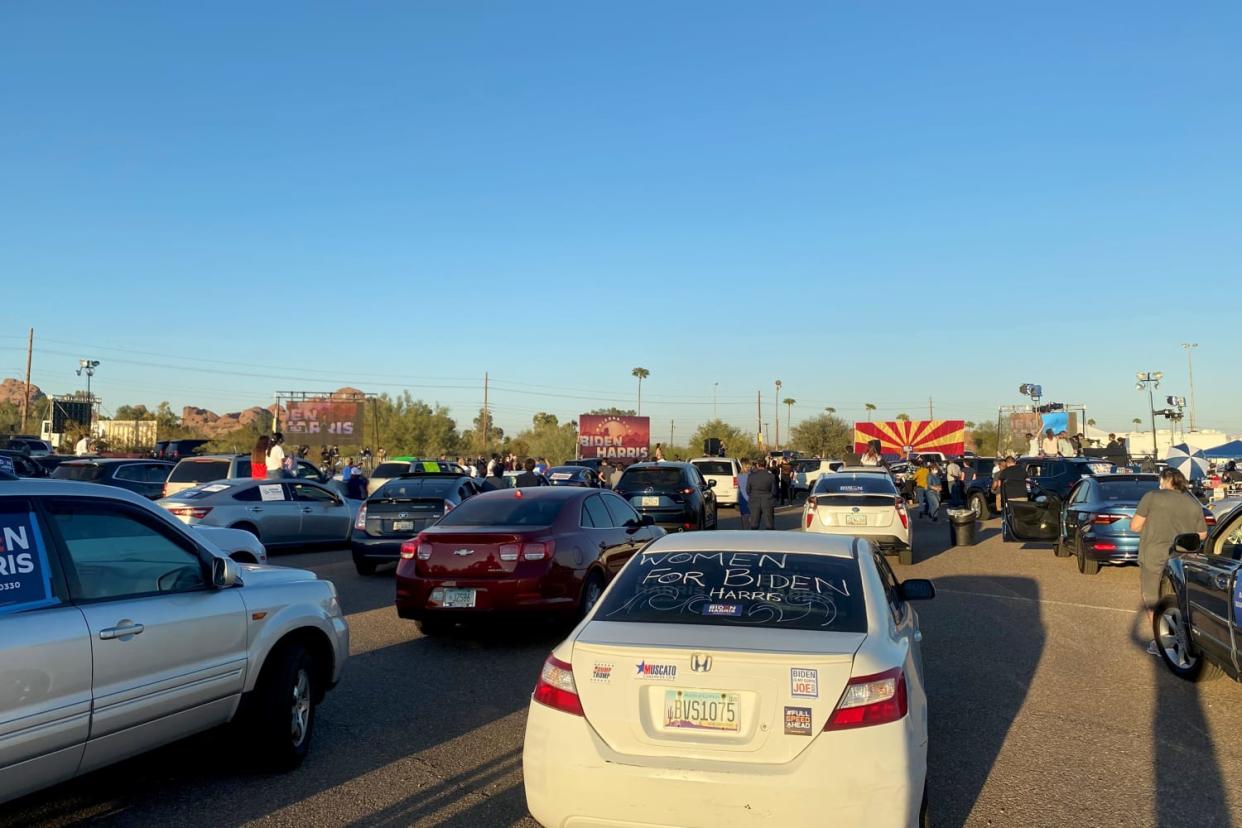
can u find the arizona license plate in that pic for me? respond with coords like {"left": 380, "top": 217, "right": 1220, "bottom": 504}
{"left": 442, "top": 588, "right": 476, "bottom": 608}
{"left": 642, "top": 496, "right": 660, "bottom": 507}
{"left": 663, "top": 690, "right": 740, "bottom": 732}
{"left": 845, "top": 514, "right": 868, "bottom": 526}
{"left": 392, "top": 520, "right": 414, "bottom": 531}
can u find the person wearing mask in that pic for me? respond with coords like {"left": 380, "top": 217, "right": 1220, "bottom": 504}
{"left": 345, "top": 461, "right": 367, "bottom": 500}
{"left": 342, "top": 457, "right": 355, "bottom": 482}
{"left": 515, "top": 458, "right": 544, "bottom": 487}
{"left": 251, "top": 435, "right": 270, "bottom": 479}
{"left": 1131, "top": 468, "right": 1209, "bottom": 655}
{"left": 746, "top": 459, "right": 777, "bottom": 530}
{"left": 737, "top": 460, "right": 752, "bottom": 526}
{"left": 924, "top": 463, "right": 943, "bottom": 521}
{"left": 266, "top": 432, "right": 288, "bottom": 479}
{"left": 1041, "top": 429, "right": 1059, "bottom": 457}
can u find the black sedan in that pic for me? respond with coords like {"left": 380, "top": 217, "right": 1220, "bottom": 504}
{"left": 0, "top": 449, "right": 49, "bottom": 478}
{"left": 351, "top": 472, "right": 484, "bottom": 575}
{"left": 546, "top": 465, "right": 605, "bottom": 488}
{"left": 1153, "top": 502, "right": 1242, "bottom": 682}
{"left": 50, "top": 458, "right": 175, "bottom": 499}
{"left": 614, "top": 461, "right": 717, "bottom": 532}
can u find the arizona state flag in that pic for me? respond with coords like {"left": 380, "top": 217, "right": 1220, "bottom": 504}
{"left": 854, "top": 419, "right": 966, "bottom": 457}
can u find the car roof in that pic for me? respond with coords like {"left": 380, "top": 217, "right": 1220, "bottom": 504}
{"left": 177, "top": 454, "right": 244, "bottom": 461}
{"left": 470, "top": 485, "right": 590, "bottom": 501}
{"left": 689, "top": 457, "right": 737, "bottom": 463}
{"left": 62, "top": 458, "right": 171, "bottom": 466}
{"left": 625, "top": 461, "right": 692, "bottom": 470}
{"left": 643, "top": 529, "right": 859, "bottom": 559}
{"left": 0, "top": 477, "right": 159, "bottom": 506}
{"left": 1094, "top": 473, "right": 1157, "bottom": 481}
{"left": 836, "top": 466, "right": 893, "bottom": 474}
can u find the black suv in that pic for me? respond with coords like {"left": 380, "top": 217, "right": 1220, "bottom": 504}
{"left": 614, "top": 461, "right": 717, "bottom": 532}
{"left": 50, "top": 458, "right": 174, "bottom": 500}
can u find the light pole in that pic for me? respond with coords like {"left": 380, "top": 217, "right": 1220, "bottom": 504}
{"left": 1181, "top": 343, "right": 1198, "bottom": 431}
{"left": 713, "top": 382, "right": 719, "bottom": 419}
{"left": 774, "top": 380, "right": 782, "bottom": 451}
{"left": 1136, "top": 371, "right": 1163, "bottom": 460}
{"left": 76, "top": 358, "right": 100, "bottom": 434}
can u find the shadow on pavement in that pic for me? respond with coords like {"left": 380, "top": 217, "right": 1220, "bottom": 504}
{"left": 922, "top": 576, "right": 1043, "bottom": 827}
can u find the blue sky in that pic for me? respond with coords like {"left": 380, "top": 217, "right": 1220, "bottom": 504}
{"left": 2, "top": 1, "right": 1240, "bottom": 437}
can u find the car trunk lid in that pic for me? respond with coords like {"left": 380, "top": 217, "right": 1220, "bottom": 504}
{"left": 571, "top": 621, "right": 863, "bottom": 764}
{"left": 813, "top": 494, "right": 898, "bottom": 528}
{"left": 365, "top": 497, "right": 447, "bottom": 537}
{"left": 416, "top": 528, "right": 534, "bottom": 577}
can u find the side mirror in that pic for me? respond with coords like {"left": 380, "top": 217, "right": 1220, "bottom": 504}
{"left": 212, "top": 556, "right": 242, "bottom": 588}
{"left": 1172, "top": 533, "right": 1202, "bottom": 554}
{"left": 707, "top": 479, "right": 717, "bottom": 488}
{"left": 899, "top": 579, "right": 936, "bottom": 601}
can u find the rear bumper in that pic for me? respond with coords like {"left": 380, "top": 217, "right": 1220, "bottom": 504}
{"left": 635, "top": 507, "right": 698, "bottom": 531}
{"left": 1080, "top": 534, "right": 1140, "bottom": 563}
{"left": 351, "top": 535, "right": 406, "bottom": 562}
{"left": 523, "top": 700, "right": 922, "bottom": 828}
{"left": 805, "top": 525, "right": 910, "bottom": 552}
{"left": 394, "top": 571, "right": 574, "bottom": 619}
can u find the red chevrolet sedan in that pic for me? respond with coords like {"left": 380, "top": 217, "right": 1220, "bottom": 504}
{"left": 395, "top": 486, "right": 664, "bottom": 635}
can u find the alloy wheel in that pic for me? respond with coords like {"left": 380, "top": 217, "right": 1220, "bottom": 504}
{"left": 290, "top": 668, "right": 311, "bottom": 748}
{"left": 1156, "top": 606, "right": 1196, "bottom": 671}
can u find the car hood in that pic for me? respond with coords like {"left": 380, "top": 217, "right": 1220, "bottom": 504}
{"left": 238, "top": 563, "right": 321, "bottom": 586}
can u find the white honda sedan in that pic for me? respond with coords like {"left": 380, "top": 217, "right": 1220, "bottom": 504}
{"left": 522, "top": 530, "right": 934, "bottom": 828}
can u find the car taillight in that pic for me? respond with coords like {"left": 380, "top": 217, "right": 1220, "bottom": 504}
{"left": 354, "top": 503, "right": 368, "bottom": 530}
{"left": 732, "top": 476, "right": 738, "bottom": 488}
{"left": 499, "top": 543, "right": 520, "bottom": 561}
{"left": 399, "top": 540, "right": 418, "bottom": 559}
{"left": 169, "top": 507, "right": 212, "bottom": 520}
{"left": 805, "top": 511, "right": 814, "bottom": 529}
{"left": 532, "top": 654, "right": 583, "bottom": 716}
{"left": 895, "top": 499, "right": 909, "bottom": 529}
{"left": 1092, "top": 514, "right": 1122, "bottom": 525}
{"left": 1205, "top": 514, "right": 1216, "bottom": 526}
{"left": 523, "top": 541, "right": 553, "bottom": 561}
{"left": 1092, "top": 542, "right": 1117, "bottom": 551}
{"left": 681, "top": 487, "right": 695, "bottom": 495}
{"left": 401, "top": 534, "right": 432, "bottom": 560}
{"left": 825, "top": 667, "right": 907, "bottom": 731}
{"left": 443, "top": 500, "right": 455, "bottom": 514}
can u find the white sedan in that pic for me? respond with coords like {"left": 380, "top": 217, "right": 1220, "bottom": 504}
{"left": 522, "top": 530, "right": 934, "bottom": 828}
{"left": 804, "top": 470, "right": 915, "bottom": 565}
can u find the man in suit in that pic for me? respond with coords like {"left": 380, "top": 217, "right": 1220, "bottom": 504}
{"left": 747, "top": 459, "right": 777, "bottom": 529}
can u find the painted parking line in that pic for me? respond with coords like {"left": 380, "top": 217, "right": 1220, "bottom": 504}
{"left": 936, "top": 587, "right": 1139, "bottom": 615}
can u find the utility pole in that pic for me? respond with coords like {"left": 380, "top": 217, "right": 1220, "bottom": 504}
{"left": 756, "top": 390, "right": 763, "bottom": 447}
{"left": 670, "top": 419, "right": 674, "bottom": 449}
{"left": 20, "top": 330, "right": 32, "bottom": 434}
{"left": 482, "top": 372, "right": 490, "bottom": 453}
{"left": 774, "top": 379, "right": 782, "bottom": 451}
{"left": 1181, "top": 343, "right": 1198, "bottom": 431}
{"left": 713, "top": 382, "right": 718, "bottom": 419}
{"left": 928, "top": 397, "right": 933, "bottom": 419}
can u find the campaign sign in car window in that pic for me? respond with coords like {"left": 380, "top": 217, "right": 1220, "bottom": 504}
{"left": 597, "top": 549, "right": 866, "bottom": 632}
{"left": 0, "top": 504, "right": 59, "bottom": 615}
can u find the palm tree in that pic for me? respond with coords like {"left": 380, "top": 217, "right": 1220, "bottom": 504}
{"left": 895, "top": 412, "right": 911, "bottom": 421}
{"left": 783, "top": 398, "right": 796, "bottom": 439}
{"left": 824, "top": 406, "right": 836, "bottom": 416}
{"left": 1132, "top": 417, "right": 1142, "bottom": 426}
{"left": 1087, "top": 418, "right": 1097, "bottom": 427}
{"left": 864, "top": 403, "right": 876, "bottom": 421}
{"left": 631, "top": 367, "right": 649, "bottom": 414}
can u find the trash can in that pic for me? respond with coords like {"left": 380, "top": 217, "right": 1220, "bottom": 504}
{"left": 947, "top": 508, "right": 977, "bottom": 546}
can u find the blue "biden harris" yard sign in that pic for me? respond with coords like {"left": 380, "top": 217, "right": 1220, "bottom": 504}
{"left": 0, "top": 510, "right": 59, "bottom": 615}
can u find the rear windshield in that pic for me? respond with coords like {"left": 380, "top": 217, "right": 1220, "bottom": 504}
{"left": 435, "top": 495, "right": 564, "bottom": 527}
{"left": 619, "top": 468, "right": 684, "bottom": 489}
{"left": 793, "top": 459, "right": 822, "bottom": 473}
{"left": 596, "top": 550, "right": 866, "bottom": 632}
{"left": 1098, "top": 479, "right": 1159, "bottom": 501}
{"left": 374, "top": 478, "right": 459, "bottom": 499}
{"left": 51, "top": 463, "right": 104, "bottom": 481}
{"left": 373, "top": 462, "right": 411, "bottom": 478}
{"left": 812, "top": 475, "right": 897, "bottom": 495}
{"left": 692, "top": 461, "right": 733, "bottom": 476}
{"left": 169, "top": 460, "right": 231, "bottom": 483}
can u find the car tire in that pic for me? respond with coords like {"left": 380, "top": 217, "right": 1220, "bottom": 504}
{"left": 1076, "top": 540, "right": 1099, "bottom": 575}
{"left": 1153, "top": 595, "right": 1223, "bottom": 682}
{"left": 579, "top": 572, "right": 605, "bottom": 618}
{"left": 1054, "top": 533, "right": 1073, "bottom": 558}
{"left": 354, "top": 558, "right": 378, "bottom": 576}
{"left": 969, "top": 493, "right": 988, "bottom": 521}
{"left": 245, "top": 641, "right": 317, "bottom": 771}
{"left": 898, "top": 544, "right": 914, "bottom": 566}
{"left": 417, "top": 617, "right": 453, "bottom": 637}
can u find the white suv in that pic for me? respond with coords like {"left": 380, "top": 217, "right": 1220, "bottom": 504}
{"left": 792, "top": 458, "right": 845, "bottom": 500}
{"left": 690, "top": 457, "right": 741, "bottom": 506}
{"left": 0, "top": 479, "right": 349, "bottom": 805}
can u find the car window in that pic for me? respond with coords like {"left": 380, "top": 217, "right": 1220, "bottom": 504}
{"left": 232, "top": 485, "right": 262, "bottom": 502}
{"left": 113, "top": 464, "right": 147, "bottom": 482}
{"left": 1097, "top": 479, "right": 1159, "bottom": 502}
{"left": 1068, "top": 481, "right": 1090, "bottom": 505}
{"left": 812, "top": 474, "right": 898, "bottom": 496}
{"left": 52, "top": 463, "right": 104, "bottom": 481}
{"left": 583, "top": 495, "right": 613, "bottom": 528}
{"left": 872, "top": 552, "right": 906, "bottom": 625}
{"left": 374, "top": 478, "right": 459, "bottom": 499}
{"left": 580, "top": 502, "right": 597, "bottom": 527}
{"left": 169, "top": 459, "right": 231, "bottom": 484}
{"left": 294, "top": 461, "right": 319, "bottom": 479}
{"left": 373, "top": 462, "right": 411, "bottom": 478}
{"left": 0, "top": 498, "right": 66, "bottom": 614}
{"left": 1213, "top": 511, "right": 1242, "bottom": 560}
{"left": 601, "top": 493, "right": 641, "bottom": 526}
{"left": 693, "top": 461, "right": 734, "bottom": 476}
{"left": 144, "top": 464, "right": 172, "bottom": 484}
{"left": 435, "top": 496, "right": 565, "bottom": 527}
{"left": 596, "top": 549, "right": 867, "bottom": 632}
{"left": 291, "top": 482, "right": 337, "bottom": 503}
{"left": 45, "top": 500, "right": 206, "bottom": 601}
{"left": 618, "top": 468, "right": 684, "bottom": 490}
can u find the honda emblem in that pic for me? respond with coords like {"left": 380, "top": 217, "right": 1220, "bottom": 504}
{"left": 690, "top": 653, "right": 713, "bottom": 673}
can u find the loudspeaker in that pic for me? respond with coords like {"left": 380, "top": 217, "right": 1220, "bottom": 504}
{"left": 704, "top": 438, "right": 722, "bottom": 456}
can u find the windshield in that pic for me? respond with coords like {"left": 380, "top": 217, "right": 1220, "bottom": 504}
{"left": 374, "top": 478, "right": 459, "bottom": 500}
{"left": 812, "top": 474, "right": 897, "bottom": 495}
{"left": 51, "top": 463, "right": 104, "bottom": 481}
{"left": 1098, "top": 479, "right": 1159, "bottom": 502}
{"left": 435, "top": 495, "right": 564, "bottom": 527}
{"left": 373, "top": 462, "right": 411, "bottom": 477}
{"left": 595, "top": 550, "right": 866, "bottom": 632}
{"left": 169, "top": 460, "right": 231, "bottom": 483}
{"left": 619, "top": 468, "right": 684, "bottom": 490}
{"left": 692, "top": 461, "right": 733, "bottom": 476}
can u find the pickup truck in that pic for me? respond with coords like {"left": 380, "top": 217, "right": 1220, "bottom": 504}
{"left": 1154, "top": 501, "right": 1242, "bottom": 683}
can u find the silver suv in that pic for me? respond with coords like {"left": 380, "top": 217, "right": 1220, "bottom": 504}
{"left": 0, "top": 480, "right": 349, "bottom": 805}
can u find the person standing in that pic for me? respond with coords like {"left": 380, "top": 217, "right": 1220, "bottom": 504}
{"left": 841, "top": 444, "right": 861, "bottom": 466}
{"left": 1041, "top": 429, "right": 1058, "bottom": 457}
{"left": 345, "top": 460, "right": 367, "bottom": 500}
{"left": 860, "top": 445, "right": 883, "bottom": 466}
{"left": 924, "top": 462, "right": 943, "bottom": 521}
{"left": 746, "top": 459, "right": 777, "bottom": 529}
{"left": 481, "top": 463, "right": 509, "bottom": 491}
{"left": 515, "top": 458, "right": 543, "bottom": 487}
{"left": 251, "top": 435, "right": 270, "bottom": 479}
{"left": 266, "top": 432, "right": 289, "bottom": 479}
{"left": 737, "top": 460, "right": 752, "bottom": 525}
{"left": 1057, "top": 431, "right": 1075, "bottom": 457}
{"left": 599, "top": 459, "right": 614, "bottom": 489}
{"left": 778, "top": 458, "right": 793, "bottom": 505}
{"left": 913, "top": 461, "right": 931, "bottom": 517}
{"left": 1131, "top": 468, "right": 1209, "bottom": 655}
{"left": 653, "top": 443, "right": 665, "bottom": 462}
{"left": 996, "top": 456, "right": 1028, "bottom": 508}
{"left": 946, "top": 457, "right": 964, "bottom": 507}
{"left": 1026, "top": 433, "right": 1039, "bottom": 457}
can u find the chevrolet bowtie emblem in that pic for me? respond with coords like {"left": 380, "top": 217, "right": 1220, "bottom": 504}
{"left": 452, "top": 549, "right": 475, "bottom": 557}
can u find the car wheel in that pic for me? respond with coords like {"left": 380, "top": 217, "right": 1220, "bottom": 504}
{"left": 898, "top": 544, "right": 914, "bottom": 566}
{"left": 969, "top": 493, "right": 988, "bottom": 520}
{"left": 580, "top": 572, "right": 605, "bottom": 618}
{"left": 245, "top": 641, "right": 317, "bottom": 771}
{"left": 1153, "top": 596, "right": 1223, "bottom": 682}
{"left": 354, "top": 558, "right": 378, "bottom": 576}
{"left": 1076, "top": 539, "right": 1099, "bottom": 575}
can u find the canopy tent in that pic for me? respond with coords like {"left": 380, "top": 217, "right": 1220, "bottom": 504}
{"left": 1203, "top": 440, "right": 1242, "bottom": 460}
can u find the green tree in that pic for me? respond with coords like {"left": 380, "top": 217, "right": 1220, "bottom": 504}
{"left": 370, "top": 392, "right": 459, "bottom": 456}
{"left": 1087, "top": 418, "right": 1097, "bottom": 427}
{"left": 114, "top": 404, "right": 154, "bottom": 421}
{"left": 689, "top": 419, "right": 756, "bottom": 459}
{"left": 783, "top": 398, "right": 796, "bottom": 439}
{"left": 789, "top": 413, "right": 852, "bottom": 459}
{"left": 1132, "top": 418, "right": 1142, "bottom": 426}
{"left": 461, "top": 407, "right": 504, "bottom": 453}
{"left": 895, "top": 412, "right": 911, "bottom": 421}
{"left": 513, "top": 413, "right": 578, "bottom": 464}
{"left": 584, "top": 407, "right": 637, "bottom": 417}
{"left": 864, "top": 403, "right": 876, "bottom": 421}
{"left": 968, "top": 422, "right": 1000, "bottom": 457}
{"left": 631, "top": 367, "right": 650, "bottom": 414}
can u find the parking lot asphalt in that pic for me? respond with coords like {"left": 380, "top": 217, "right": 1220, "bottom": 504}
{"left": 6, "top": 505, "right": 1242, "bottom": 828}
